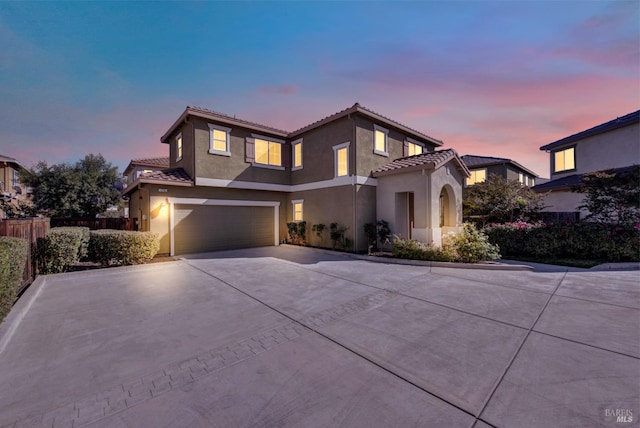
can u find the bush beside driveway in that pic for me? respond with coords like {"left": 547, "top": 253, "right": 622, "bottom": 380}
{"left": 0, "top": 245, "right": 637, "bottom": 428}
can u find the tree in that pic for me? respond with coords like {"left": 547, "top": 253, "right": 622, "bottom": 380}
{"left": 20, "top": 154, "right": 121, "bottom": 218}
{"left": 573, "top": 166, "right": 640, "bottom": 225}
{"left": 463, "top": 173, "right": 545, "bottom": 226}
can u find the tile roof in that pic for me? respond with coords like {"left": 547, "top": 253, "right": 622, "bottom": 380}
{"left": 138, "top": 168, "right": 193, "bottom": 185}
{"left": 540, "top": 109, "right": 640, "bottom": 151}
{"left": 188, "top": 106, "right": 291, "bottom": 135}
{"left": 372, "top": 149, "right": 469, "bottom": 177}
{"left": 532, "top": 165, "right": 637, "bottom": 192}
{"left": 461, "top": 154, "right": 539, "bottom": 177}
{"left": 289, "top": 103, "right": 443, "bottom": 146}
{"left": 129, "top": 157, "right": 170, "bottom": 168}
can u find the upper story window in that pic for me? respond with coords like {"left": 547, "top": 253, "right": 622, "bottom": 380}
{"left": 466, "top": 169, "right": 486, "bottom": 186}
{"left": 12, "top": 169, "right": 18, "bottom": 187}
{"left": 553, "top": 147, "right": 575, "bottom": 173}
{"left": 176, "top": 133, "right": 183, "bottom": 161}
{"left": 292, "top": 138, "right": 303, "bottom": 171}
{"left": 292, "top": 199, "right": 304, "bottom": 221}
{"left": 519, "top": 172, "right": 525, "bottom": 185}
{"left": 209, "top": 124, "right": 232, "bottom": 156}
{"left": 334, "top": 142, "right": 350, "bottom": 177}
{"left": 405, "top": 138, "right": 424, "bottom": 157}
{"left": 253, "top": 134, "right": 284, "bottom": 168}
{"left": 374, "top": 124, "right": 389, "bottom": 156}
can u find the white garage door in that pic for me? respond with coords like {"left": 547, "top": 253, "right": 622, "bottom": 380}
{"left": 174, "top": 204, "right": 275, "bottom": 255}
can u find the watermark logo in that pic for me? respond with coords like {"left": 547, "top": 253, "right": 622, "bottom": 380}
{"left": 605, "top": 409, "right": 633, "bottom": 423}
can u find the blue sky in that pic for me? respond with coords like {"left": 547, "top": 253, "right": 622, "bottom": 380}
{"left": 1, "top": 1, "right": 638, "bottom": 177}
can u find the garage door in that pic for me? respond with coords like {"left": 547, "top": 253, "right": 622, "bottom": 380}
{"left": 174, "top": 205, "right": 275, "bottom": 255}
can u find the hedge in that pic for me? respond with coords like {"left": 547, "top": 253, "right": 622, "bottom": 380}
{"left": 0, "top": 237, "right": 29, "bottom": 323}
{"left": 88, "top": 230, "right": 160, "bottom": 266}
{"left": 39, "top": 227, "right": 90, "bottom": 274}
{"left": 484, "top": 222, "right": 640, "bottom": 262}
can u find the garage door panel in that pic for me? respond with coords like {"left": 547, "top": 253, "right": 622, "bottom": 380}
{"left": 174, "top": 205, "right": 274, "bottom": 255}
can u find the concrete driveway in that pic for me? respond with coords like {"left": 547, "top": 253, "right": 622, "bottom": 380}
{"left": 0, "top": 246, "right": 637, "bottom": 428}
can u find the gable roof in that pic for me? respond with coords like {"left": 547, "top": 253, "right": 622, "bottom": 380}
{"left": 372, "top": 149, "right": 469, "bottom": 178}
{"left": 124, "top": 157, "right": 170, "bottom": 175}
{"left": 289, "top": 103, "right": 443, "bottom": 146}
{"left": 123, "top": 168, "right": 193, "bottom": 195}
{"left": 0, "top": 154, "right": 25, "bottom": 170}
{"left": 461, "top": 154, "right": 538, "bottom": 177}
{"left": 161, "top": 103, "right": 443, "bottom": 147}
{"left": 161, "top": 106, "right": 290, "bottom": 143}
{"left": 540, "top": 109, "right": 640, "bottom": 151}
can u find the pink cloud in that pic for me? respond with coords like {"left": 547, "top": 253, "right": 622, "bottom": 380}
{"left": 256, "top": 84, "right": 298, "bottom": 95}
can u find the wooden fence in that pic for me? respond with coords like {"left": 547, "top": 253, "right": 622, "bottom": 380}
{"left": 0, "top": 217, "right": 50, "bottom": 288}
{"left": 50, "top": 217, "right": 136, "bottom": 230}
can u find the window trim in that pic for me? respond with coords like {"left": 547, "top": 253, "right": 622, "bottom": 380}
{"left": 465, "top": 168, "right": 487, "bottom": 186}
{"left": 552, "top": 146, "right": 576, "bottom": 174}
{"left": 405, "top": 137, "right": 425, "bottom": 157}
{"left": 291, "top": 199, "right": 304, "bottom": 222}
{"left": 208, "top": 124, "right": 232, "bottom": 157}
{"left": 251, "top": 133, "right": 285, "bottom": 170}
{"left": 292, "top": 138, "right": 303, "bottom": 171}
{"left": 373, "top": 124, "right": 389, "bottom": 157}
{"left": 333, "top": 141, "right": 350, "bottom": 178}
{"left": 176, "top": 133, "right": 183, "bottom": 161}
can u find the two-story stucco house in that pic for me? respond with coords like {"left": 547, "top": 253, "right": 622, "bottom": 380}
{"left": 124, "top": 103, "right": 469, "bottom": 256}
{"left": 461, "top": 155, "right": 538, "bottom": 187}
{"left": 533, "top": 109, "right": 640, "bottom": 219}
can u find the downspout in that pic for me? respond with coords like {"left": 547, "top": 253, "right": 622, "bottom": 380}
{"left": 349, "top": 113, "right": 357, "bottom": 252}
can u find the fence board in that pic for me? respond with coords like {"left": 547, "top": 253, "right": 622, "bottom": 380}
{"left": 0, "top": 217, "right": 50, "bottom": 287}
{"left": 50, "top": 217, "right": 135, "bottom": 230}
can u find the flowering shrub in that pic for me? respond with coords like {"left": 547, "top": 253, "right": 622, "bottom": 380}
{"left": 392, "top": 223, "right": 500, "bottom": 263}
{"left": 484, "top": 222, "right": 640, "bottom": 262}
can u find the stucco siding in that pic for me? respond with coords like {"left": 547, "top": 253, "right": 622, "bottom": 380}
{"left": 290, "top": 116, "right": 353, "bottom": 185}
{"left": 355, "top": 184, "right": 377, "bottom": 252}
{"left": 540, "top": 190, "right": 586, "bottom": 218}
{"left": 550, "top": 123, "right": 640, "bottom": 179}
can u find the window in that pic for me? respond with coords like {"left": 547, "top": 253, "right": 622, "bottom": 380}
{"left": 374, "top": 124, "right": 389, "bottom": 156}
{"left": 209, "top": 124, "right": 231, "bottom": 156}
{"left": 407, "top": 142, "right": 423, "bottom": 156}
{"left": 292, "top": 199, "right": 304, "bottom": 221}
{"left": 12, "top": 169, "right": 18, "bottom": 188}
{"left": 554, "top": 147, "right": 575, "bottom": 173}
{"left": 176, "top": 133, "right": 183, "bottom": 161}
{"left": 519, "top": 172, "right": 525, "bottom": 185}
{"left": 466, "top": 169, "right": 486, "bottom": 186}
{"left": 333, "top": 142, "right": 350, "bottom": 177}
{"left": 292, "top": 139, "right": 303, "bottom": 170}
{"left": 253, "top": 135, "right": 283, "bottom": 167}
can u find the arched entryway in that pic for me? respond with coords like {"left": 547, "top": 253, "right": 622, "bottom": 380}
{"left": 439, "top": 185, "right": 456, "bottom": 228}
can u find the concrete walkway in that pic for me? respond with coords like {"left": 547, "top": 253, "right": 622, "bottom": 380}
{"left": 0, "top": 246, "right": 637, "bottom": 428}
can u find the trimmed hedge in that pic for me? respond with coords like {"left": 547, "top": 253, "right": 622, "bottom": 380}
{"left": 0, "top": 237, "right": 29, "bottom": 323}
{"left": 392, "top": 224, "right": 500, "bottom": 263}
{"left": 39, "top": 227, "right": 90, "bottom": 274}
{"left": 485, "top": 222, "right": 640, "bottom": 262}
{"left": 88, "top": 230, "right": 160, "bottom": 266}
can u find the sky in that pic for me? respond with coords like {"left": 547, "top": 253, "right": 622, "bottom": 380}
{"left": 0, "top": 1, "right": 638, "bottom": 178}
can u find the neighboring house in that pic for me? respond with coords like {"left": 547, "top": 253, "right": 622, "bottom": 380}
{"left": 123, "top": 157, "right": 170, "bottom": 185}
{"left": 533, "top": 109, "right": 640, "bottom": 220}
{"left": 0, "top": 154, "right": 30, "bottom": 218}
{"left": 461, "top": 155, "right": 538, "bottom": 187}
{"left": 124, "top": 103, "right": 469, "bottom": 255}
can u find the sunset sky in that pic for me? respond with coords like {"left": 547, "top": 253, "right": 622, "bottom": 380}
{"left": 1, "top": 1, "right": 638, "bottom": 178}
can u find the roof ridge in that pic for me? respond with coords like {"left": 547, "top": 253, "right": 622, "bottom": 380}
{"left": 188, "top": 105, "right": 290, "bottom": 135}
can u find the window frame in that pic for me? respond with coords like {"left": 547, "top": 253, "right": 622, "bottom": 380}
{"left": 553, "top": 146, "right": 576, "bottom": 173}
{"left": 373, "top": 124, "right": 389, "bottom": 157}
{"left": 333, "top": 141, "right": 350, "bottom": 178}
{"left": 465, "top": 168, "right": 487, "bottom": 186}
{"left": 208, "top": 124, "right": 232, "bottom": 157}
{"left": 176, "top": 133, "right": 183, "bottom": 161}
{"left": 291, "top": 199, "right": 304, "bottom": 222}
{"left": 405, "top": 137, "right": 425, "bottom": 157}
{"left": 292, "top": 138, "right": 303, "bottom": 171}
{"left": 251, "top": 133, "right": 285, "bottom": 170}
{"left": 12, "top": 169, "right": 19, "bottom": 188}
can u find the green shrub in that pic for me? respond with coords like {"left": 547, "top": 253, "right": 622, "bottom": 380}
{"left": 286, "top": 221, "right": 307, "bottom": 245}
{"left": 39, "top": 227, "right": 90, "bottom": 273}
{"left": 0, "top": 237, "right": 29, "bottom": 323}
{"left": 88, "top": 230, "right": 160, "bottom": 266}
{"left": 329, "top": 222, "right": 350, "bottom": 250}
{"left": 391, "top": 224, "right": 499, "bottom": 263}
{"left": 484, "top": 222, "right": 640, "bottom": 262}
